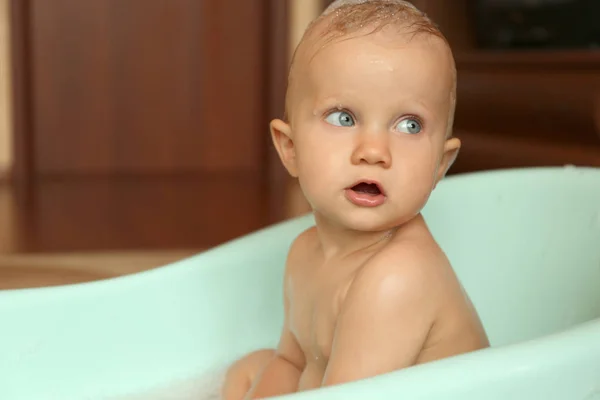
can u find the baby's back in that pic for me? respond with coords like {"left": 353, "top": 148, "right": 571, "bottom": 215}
{"left": 286, "top": 217, "right": 489, "bottom": 389}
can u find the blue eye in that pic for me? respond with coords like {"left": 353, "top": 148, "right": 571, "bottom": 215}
{"left": 396, "top": 118, "right": 422, "bottom": 134}
{"left": 325, "top": 111, "right": 355, "bottom": 127}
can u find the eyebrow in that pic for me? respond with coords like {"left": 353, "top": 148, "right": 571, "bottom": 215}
{"left": 312, "top": 96, "right": 349, "bottom": 114}
{"left": 411, "top": 99, "right": 433, "bottom": 118}
{"left": 313, "top": 95, "right": 435, "bottom": 120}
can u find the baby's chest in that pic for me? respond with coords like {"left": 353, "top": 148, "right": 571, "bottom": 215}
{"left": 288, "top": 283, "right": 345, "bottom": 362}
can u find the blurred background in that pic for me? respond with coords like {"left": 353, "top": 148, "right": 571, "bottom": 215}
{"left": 0, "top": 0, "right": 599, "bottom": 288}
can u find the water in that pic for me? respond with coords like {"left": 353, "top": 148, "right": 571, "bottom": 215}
{"left": 584, "top": 388, "right": 600, "bottom": 400}
{"left": 109, "top": 367, "right": 227, "bottom": 400}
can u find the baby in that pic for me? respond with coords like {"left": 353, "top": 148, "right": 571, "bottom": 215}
{"left": 222, "top": 0, "right": 490, "bottom": 398}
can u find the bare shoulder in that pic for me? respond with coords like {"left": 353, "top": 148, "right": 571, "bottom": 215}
{"left": 345, "top": 226, "right": 490, "bottom": 357}
{"left": 345, "top": 230, "right": 453, "bottom": 320}
{"left": 289, "top": 226, "right": 319, "bottom": 253}
{"left": 286, "top": 226, "right": 318, "bottom": 265}
{"left": 324, "top": 229, "right": 454, "bottom": 379}
{"left": 282, "top": 226, "right": 319, "bottom": 281}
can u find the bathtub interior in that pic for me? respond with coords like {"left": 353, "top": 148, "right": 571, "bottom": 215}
{"left": 0, "top": 215, "right": 309, "bottom": 400}
{"left": 0, "top": 167, "right": 599, "bottom": 400}
{"left": 422, "top": 167, "right": 600, "bottom": 347}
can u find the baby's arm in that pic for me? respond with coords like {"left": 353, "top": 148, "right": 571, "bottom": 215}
{"left": 243, "top": 323, "right": 304, "bottom": 399}
{"left": 322, "top": 249, "right": 437, "bottom": 387}
{"left": 244, "top": 236, "right": 307, "bottom": 399}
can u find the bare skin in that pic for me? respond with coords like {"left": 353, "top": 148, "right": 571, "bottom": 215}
{"left": 222, "top": 5, "right": 489, "bottom": 399}
{"left": 224, "top": 217, "right": 488, "bottom": 399}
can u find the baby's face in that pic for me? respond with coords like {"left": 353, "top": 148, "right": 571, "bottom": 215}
{"left": 273, "top": 27, "right": 460, "bottom": 232}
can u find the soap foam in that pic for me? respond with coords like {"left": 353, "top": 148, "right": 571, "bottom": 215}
{"left": 105, "top": 366, "right": 228, "bottom": 400}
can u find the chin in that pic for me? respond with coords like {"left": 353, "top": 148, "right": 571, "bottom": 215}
{"left": 330, "top": 208, "right": 405, "bottom": 233}
{"left": 311, "top": 194, "right": 425, "bottom": 232}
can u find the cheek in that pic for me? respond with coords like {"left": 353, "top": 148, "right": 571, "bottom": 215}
{"left": 294, "top": 137, "right": 334, "bottom": 192}
{"left": 393, "top": 142, "right": 440, "bottom": 188}
{"left": 296, "top": 131, "right": 345, "bottom": 175}
{"left": 394, "top": 139, "right": 438, "bottom": 168}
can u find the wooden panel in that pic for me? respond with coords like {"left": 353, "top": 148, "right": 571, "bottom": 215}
{"left": 0, "top": 0, "right": 12, "bottom": 178}
{"left": 455, "top": 69, "right": 600, "bottom": 146}
{"left": 452, "top": 130, "right": 600, "bottom": 175}
{"left": 0, "top": 173, "right": 268, "bottom": 253}
{"left": 267, "top": 0, "right": 292, "bottom": 224}
{"left": 0, "top": 250, "right": 199, "bottom": 289}
{"left": 28, "top": 0, "right": 267, "bottom": 175}
{"left": 8, "top": 0, "right": 33, "bottom": 183}
{"left": 0, "top": 183, "right": 19, "bottom": 253}
{"left": 411, "top": 0, "right": 475, "bottom": 51}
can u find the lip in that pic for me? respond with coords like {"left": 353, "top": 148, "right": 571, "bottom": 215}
{"left": 344, "top": 179, "right": 387, "bottom": 208}
{"left": 345, "top": 179, "right": 386, "bottom": 196}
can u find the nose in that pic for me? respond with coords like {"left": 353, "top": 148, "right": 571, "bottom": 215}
{"left": 350, "top": 131, "right": 392, "bottom": 168}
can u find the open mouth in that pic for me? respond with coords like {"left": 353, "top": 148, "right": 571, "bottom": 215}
{"left": 345, "top": 180, "right": 386, "bottom": 207}
{"left": 350, "top": 181, "right": 384, "bottom": 196}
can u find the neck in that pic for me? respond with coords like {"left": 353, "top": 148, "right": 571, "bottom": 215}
{"left": 313, "top": 211, "right": 413, "bottom": 259}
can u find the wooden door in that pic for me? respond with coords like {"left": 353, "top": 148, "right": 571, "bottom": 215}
{"left": 6, "top": 0, "right": 291, "bottom": 252}
{"left": 13, "top": 0, "right": 280, "bottom": 177}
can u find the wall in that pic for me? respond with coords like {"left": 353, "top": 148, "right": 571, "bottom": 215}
{"left": 284, "top": 0, "right": 322, "bottom": 218}
{"left": 289, "top": 0, "right": 321, "bottom": 56}
{"left": 0, "top": 0, "right": 12, "bottom": 178}
{"left": 0, "top": 0, "right": 320, "bottom": 183}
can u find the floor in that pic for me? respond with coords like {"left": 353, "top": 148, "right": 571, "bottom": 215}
{"left": 0, "top": 250, "right": 196, "bottom": 290}
{"left": 0, "top": 174, "right": 305, "bottom": 289}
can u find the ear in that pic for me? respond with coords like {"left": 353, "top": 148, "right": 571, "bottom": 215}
{"left": 270, "top": 118, "right": 298, "bottom": 178}
{"left": 434, "top": 137, "right": 461, "bottom": 187}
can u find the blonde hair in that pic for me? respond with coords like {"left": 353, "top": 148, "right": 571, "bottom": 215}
{"left": 320, "top": 0, "right": 446, "bottom": 43}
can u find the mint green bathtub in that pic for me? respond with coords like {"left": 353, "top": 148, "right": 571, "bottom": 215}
{"left": 1, "top": 167, "right": 599, "bottom": 400}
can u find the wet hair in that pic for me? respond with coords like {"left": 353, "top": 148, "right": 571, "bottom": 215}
{"left": 320, "top": 0, "right": 446, "bottom": 44}
{"left": 285, "top": 0, "right": 457, "bottom": 137}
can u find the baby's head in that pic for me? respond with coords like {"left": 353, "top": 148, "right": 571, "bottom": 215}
{"left": 272, "top": 0, "right": 461, "bottom": 232}
{"left": 288, "top": 0, "right": 456, "bottom": 128}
